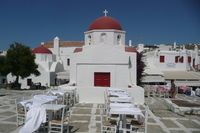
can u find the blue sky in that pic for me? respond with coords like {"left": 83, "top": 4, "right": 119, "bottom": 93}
{"left": 0, "top": 0, "right": 200, "bottom": 50}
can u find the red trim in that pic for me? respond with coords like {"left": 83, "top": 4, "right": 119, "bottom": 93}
{"left": 73, "top": 48, "right": 82, "bottom": 53}
{"left": 125, "top": 47, "right": 137, "bottom": 52}
{"left": 32, "top": 46, "right": 52, "bottom": 54}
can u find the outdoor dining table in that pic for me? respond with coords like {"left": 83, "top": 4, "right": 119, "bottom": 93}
{"left": 109, "top": 96, "right": 132, "bottom": 103}
{"left": 108, "top": 92, "right": 129, "bottom": 97}
{"left": 33, "top": 95, "right": 58, "bottom": 100}
{"left": 109, "top": 103, "right": 135, "bottom": 109}
{"left": 42, "top": 104, "right": 66, "bottom": 121}
{"left": 48, "top": 90, "right": 65, "bottom": 96}
{"left": 110, "top": 107, "right": 144, "bottom": 133}
{"left": 20, "top": 95, "right": 58, "bottom": 108}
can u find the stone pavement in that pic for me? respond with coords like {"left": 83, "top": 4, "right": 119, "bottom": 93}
{"left": 0, "top": 89, "right": 200, "bottom": 133}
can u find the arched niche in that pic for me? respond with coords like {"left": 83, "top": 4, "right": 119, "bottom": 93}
{"left": 100, "top": 33, "right": 107, "bottom": 44}
{"left": 117, "top": 35, "right": 121, "bottom": 45}
{"left": 88, "top": 35, "right": 91, "bottom": 45}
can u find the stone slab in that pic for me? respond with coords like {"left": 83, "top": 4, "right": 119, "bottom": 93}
{"left": 160, "top": 119, "right": 179, "bottom": 128}
{"left": 177, "top": 119, "right": 200, "bottom": 128}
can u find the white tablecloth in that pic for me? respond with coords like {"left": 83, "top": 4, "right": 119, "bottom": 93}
{"left": 42, "top": 104, "right": 66, "bottom": 111}
{"left": 18, "top": 105, "right": 46, "bottom": 133}
{"left": 109, "top": 103, "right": 134, "bottom": 109}
{"left": 110, "top": 107, "right": 144, "bottom": 117}
{"left": 20, "top": 98, "right": 50, "bottom": 106}
{"left": 109, "top": 97, "right": 132, "bottom": 103}
{"left": 33, "top": 95, "right": 57, "bottom": 101}
{"left": 109, "top": 92, "right": 129, "bottom": 97}
{"left": 48, "top": 90, "right": 65, "bottom": 96}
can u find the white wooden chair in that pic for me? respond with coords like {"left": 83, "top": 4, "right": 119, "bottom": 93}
{"left": 55, "top": 93, "right": 64, "bottom": 105}
{"left": 15, "top": 98, "right": 33, "bottom": 126}
{"left": 99, "top": 105, "right": 118, "bottom": 133}
{"left": 144, "top": 85, "right": 150, "bottom": 97}
{"left": 126, "top": 103, "right": 140, "bottom": 123}
{"left": 75, "top": 93, "right": 79, "bottom": 105}
{"left": 128, "top": 105, "right": 149, "bottom": 133}
{"left": 104, "top": 91, "right": 109, "bottom": 112}
{"left": 105, "top": 105, "right": 119, "bottom": 121}
{"left": 15, "top": 97, "right": 25, "bottom": 126}
{"left": 48, "top": 106, "right": 70, "bottom": 133}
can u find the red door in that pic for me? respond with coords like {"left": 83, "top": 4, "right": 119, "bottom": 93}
{"left": 94, "top": 72, "right": 110, "bottom": 87}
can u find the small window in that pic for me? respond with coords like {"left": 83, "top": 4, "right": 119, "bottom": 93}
{"left": 175, "top": 56, "right": 184, "bottom": 63}
{"left": 88, "top": 35, "right": 91, "bottom": 45}
{"left": 67, "top": 59, "right": 70, "bottom": 66}
{"left": 117, "top": 35, "right": 121, "bottom": 45}
{"left": 160, "top": 56, "right": 165, "bottom": 63}
{"left": 27, "top": 79, "right": 32, "bottom": 86}
{"left": 2, "top": 79, "right": 6, "bottom": 84}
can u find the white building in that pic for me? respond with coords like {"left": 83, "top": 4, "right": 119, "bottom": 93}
{"left": 7, "top": 46, "right": 65, "bottom": 88}
{"left": 142, "top": 43, "right": 200, "bottom": 86}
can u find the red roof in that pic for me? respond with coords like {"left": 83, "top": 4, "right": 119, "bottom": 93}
{"left": 42, "top": 41, "right": 84, "bottom": 48}
{"left": 89, "top": 16, "right": 122, "bottom": 31}
{"left": 32, "top": 46, "right": 52, "bottom": 54}
{"left": 73, "top": 48, "right": 82, "bottom": 53}
{"left": 125, "top": 47, "right": 137, "bottom": 52}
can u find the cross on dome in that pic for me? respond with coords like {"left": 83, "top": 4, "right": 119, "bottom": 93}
{"left": 103, "top": 9, "right": 108, "bottom": 16}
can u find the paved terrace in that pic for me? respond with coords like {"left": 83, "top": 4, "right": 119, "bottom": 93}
{"left": 0, "top": 89, "right": 200, "bottom": 133}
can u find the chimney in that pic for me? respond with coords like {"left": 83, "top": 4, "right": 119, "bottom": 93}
{"left": 129, "top": 40, "right": 132, "bottom": 46}
{"left": 174, "top": 41, "right": 176, "bottom": 49}
{"left": 41, "top": 42, "right": 44, "bottom": 45}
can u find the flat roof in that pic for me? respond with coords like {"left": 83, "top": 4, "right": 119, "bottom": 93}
{"left": 162, "top": 71, "right": 200, "bottom": 80}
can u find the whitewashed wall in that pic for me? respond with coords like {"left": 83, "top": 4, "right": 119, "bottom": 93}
{"left": 150, "top": 51, "right": 191, "bottom": 71}
{"left": 70, "top": 44, "right": 136, "bottom": 87}
{"left": 84, "top": 30, "right": 125, "bottom": 46}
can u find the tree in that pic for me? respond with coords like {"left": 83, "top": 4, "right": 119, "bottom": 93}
{"left": 5, "top": 42, "right": 40, "bottom": 85}
{"left": 136, "top": 51, "right": 146, "bottom": 86}
{"left": 0, "top": 56, "right": 9, "bottom": 76}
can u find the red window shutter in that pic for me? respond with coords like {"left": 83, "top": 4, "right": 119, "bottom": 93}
{"left": 180, "top": 56, "right": 184, "bottom": 63}
{"left": 188, "top": 56, "right": 191, "bottom": 63}
{"left": 160, "top": 56, "right": 165, "bottom": 62}
{"left": 175, "top": 56, "right": 179, "bottom": 63}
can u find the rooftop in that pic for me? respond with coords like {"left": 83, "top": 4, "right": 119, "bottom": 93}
{"left": 42, "top": 41, "right": 84, "bottom": 48}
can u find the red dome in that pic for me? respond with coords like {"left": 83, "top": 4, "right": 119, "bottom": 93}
{"left": 32, "top": 46, "right": 52, "bottom": 54}
{"left": 89, "top": 16, "right": 122, "bottom": 31}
